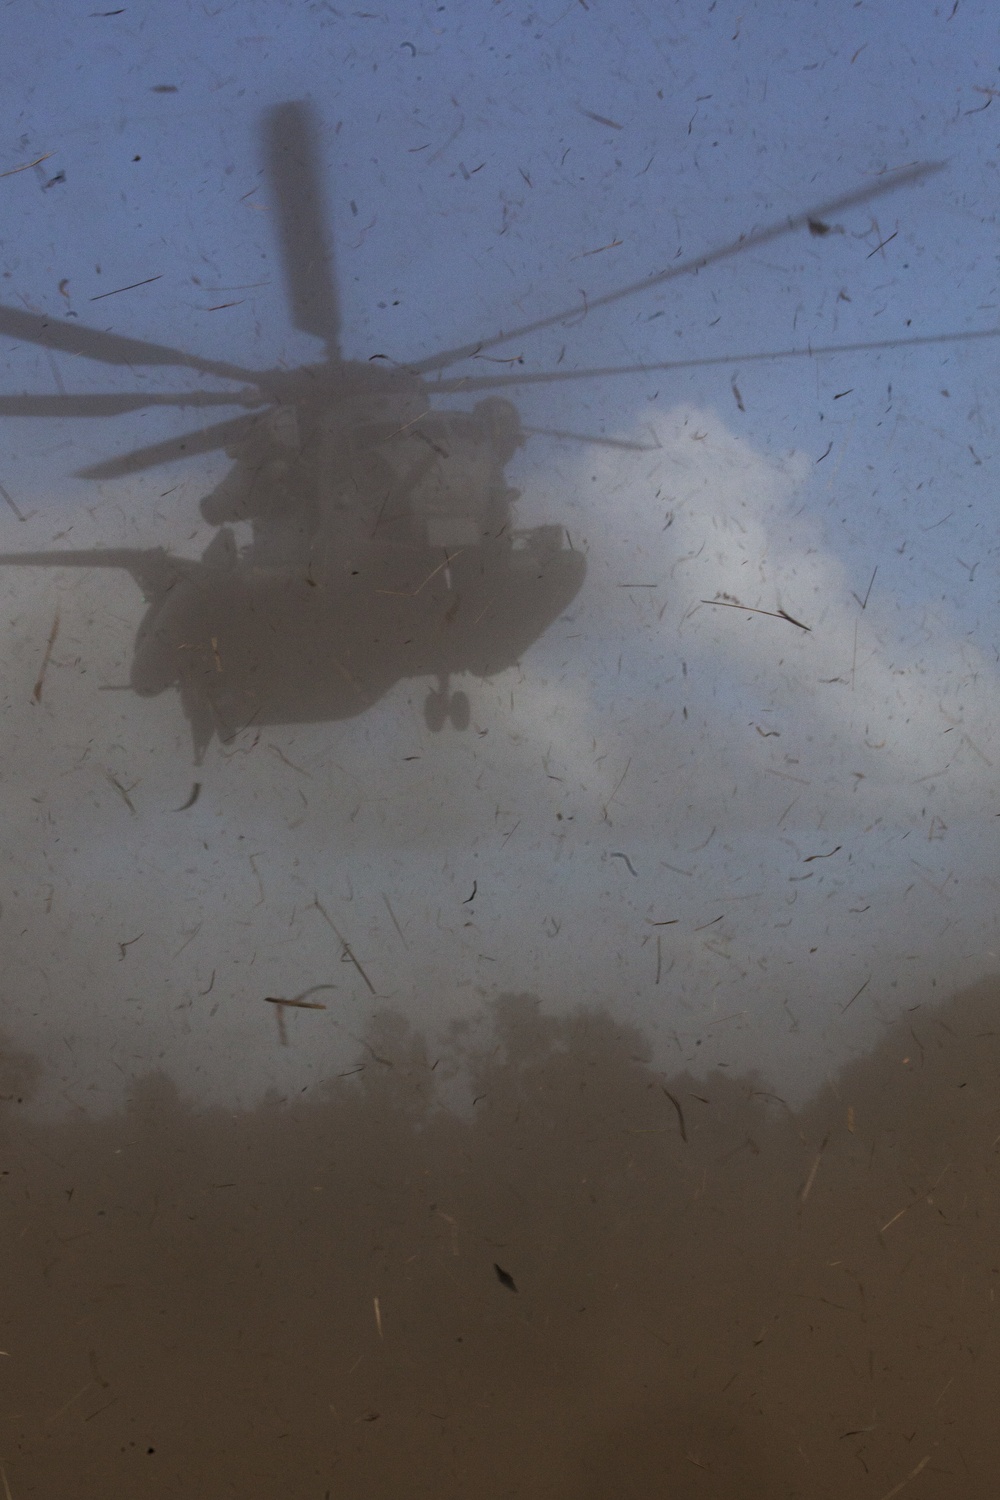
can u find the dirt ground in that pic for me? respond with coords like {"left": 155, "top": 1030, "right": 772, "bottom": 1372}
{"left": 2, "top": 977, "right": 998, "bottom": 1498}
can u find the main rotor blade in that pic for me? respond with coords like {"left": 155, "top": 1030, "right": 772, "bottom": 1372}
{"left": 430, "top": 324, "right": 1000, "bottom": 395}
{"left": 0, "top": 302, "right": 260, "bottom": 382}
{"left": 264, "top": 102, "right": 341, "bottom": 358}
{"left": 0, "top": 390, "right": 264, "bottom": 418}
{"left": 74, "top": 413, "right": 264, "bottom": 480}
{"left": 522, "top": 424, "right": 660, "bottom": 451}
{"left": 408, "top": 161, "right": 946, "bottom": 377}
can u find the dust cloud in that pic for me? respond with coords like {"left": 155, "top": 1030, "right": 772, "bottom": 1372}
{"left": 3, "top": 2, "right": 1000, "bottom": 1490}
{"left": 2, "top": 979, "right": 999, "bottom": 1496}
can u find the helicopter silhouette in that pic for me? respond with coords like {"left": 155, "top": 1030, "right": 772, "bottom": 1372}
{"left": 0, "top": 108, "right": 983, "bottom": 761}
{"left": 0, "top": 104, "right": 601, "bottom": 758}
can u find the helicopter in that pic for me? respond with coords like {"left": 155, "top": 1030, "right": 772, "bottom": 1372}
{"left": 0, "top": 105, "right": 982, "bottom": 761}
{"left": 0, "top": 104, "right": 599, "bottom": 758}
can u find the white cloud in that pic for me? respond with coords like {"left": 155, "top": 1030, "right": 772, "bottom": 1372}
{"left": 2, "top": 403, "right": 998, "bottom": 1118}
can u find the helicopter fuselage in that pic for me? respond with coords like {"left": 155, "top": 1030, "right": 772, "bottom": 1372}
{"left": 0, "top": 522, "right": 585, "bottom": 759}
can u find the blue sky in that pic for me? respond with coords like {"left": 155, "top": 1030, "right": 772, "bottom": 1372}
{"left": 1, "top": 0, "right": 998, "bottom": 1114}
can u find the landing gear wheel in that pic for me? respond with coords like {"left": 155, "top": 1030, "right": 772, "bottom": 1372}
{"left": 449, "top": 691, "right": 470, "bottom": 730}
{"left": 424, "top": 689, "right": 448, "bottom": 732}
